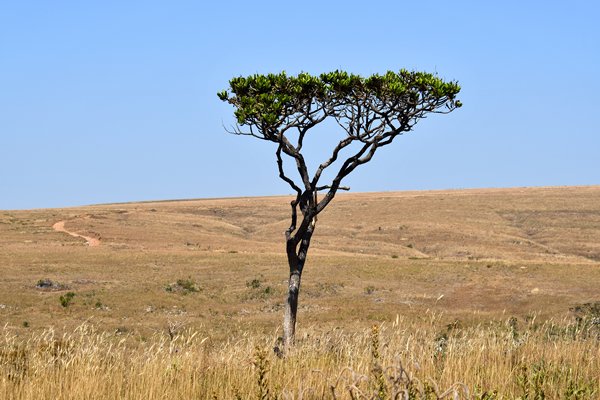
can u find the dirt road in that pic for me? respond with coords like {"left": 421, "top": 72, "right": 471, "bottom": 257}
{"left": 52, "top": 220, "right": 100, "bottom": 247}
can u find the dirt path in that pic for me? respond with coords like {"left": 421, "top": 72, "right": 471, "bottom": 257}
{"left": 52, "top": 221, "right": 101, "bottom": 247}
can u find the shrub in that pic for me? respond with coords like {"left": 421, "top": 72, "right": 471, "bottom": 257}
{"left": 165, "top": 278, "right": 200, "bottom": 294}
{"left": 59, "top": 292, "right": 76, "bottom": 308}
{"left": 246, "top": 278, "right": 262, "bottom": 289}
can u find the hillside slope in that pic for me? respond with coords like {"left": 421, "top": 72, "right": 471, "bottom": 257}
{"left": 1, "top": 186, "right": 599, "bottom": 337}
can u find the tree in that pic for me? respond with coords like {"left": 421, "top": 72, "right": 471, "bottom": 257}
{"left": 218, "top": 70, "right": 461, "bottom": 352}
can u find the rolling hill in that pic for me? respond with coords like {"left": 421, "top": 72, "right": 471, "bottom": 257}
{"left": 1, "top": 185, "right": 599, "bottom": 338}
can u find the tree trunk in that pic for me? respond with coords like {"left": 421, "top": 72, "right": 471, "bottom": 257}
{"left": 282, "top": 267, "right": 301, "bottom": 351}
{"left": 281, "top": 210, "right": 315, "bottom": 355}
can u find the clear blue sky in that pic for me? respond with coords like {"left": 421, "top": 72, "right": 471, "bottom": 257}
{"left": 1, "top": 1, "right": 599, "bottom": 210}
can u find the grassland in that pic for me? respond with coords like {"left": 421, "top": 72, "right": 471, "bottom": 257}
{"left": 1, "top": 186, "right": 599, "bottom": 398}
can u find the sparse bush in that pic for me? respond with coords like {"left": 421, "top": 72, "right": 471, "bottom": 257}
{"left": 246, "top": 278, "right": 262, "bottom": 289}
{"left": 59, "top": 292, "right": 76, "bottom": 308}
{"left": 94, "top": 301, "right": 109, "bottom": 311}
{"left": 570, "top": 301, "right": 600, "bottom": 339}
{"left": 176, "top": 278, "right": 199, "bottom": 293}
{"left": 241, "top": 276, "right": 275, "bottom": 300}
{"left": 165, "top": 277, "right": 200, "bottom": 294}
{"left": 244, "top": 276, "right": 275, "bottom": 300}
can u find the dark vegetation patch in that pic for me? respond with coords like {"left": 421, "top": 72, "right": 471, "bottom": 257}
{"left": 165, "top": 278, "right": 200, "bottom": 294}
{"left": 35, "top": 279, "right": 68, "bottom": 291}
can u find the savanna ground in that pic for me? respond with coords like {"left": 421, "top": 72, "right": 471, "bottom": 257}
{"left": 1, "top": 186, "right": 599, "bottom": 399}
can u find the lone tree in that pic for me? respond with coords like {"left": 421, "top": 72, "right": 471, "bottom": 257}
{"left": 218, "top": 70, "right": 461, "bottom": 351}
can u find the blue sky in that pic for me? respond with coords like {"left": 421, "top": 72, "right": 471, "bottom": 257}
{"left": 1, "top": 1, "right": 598, "bottom": 210}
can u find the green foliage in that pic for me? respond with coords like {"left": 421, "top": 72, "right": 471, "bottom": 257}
{"left": 473, "top": 388, "right": 500, "bottom": 400}
{"left": 165, "top": 278, "right": 200, "bottom": 294}
{"left": 364, "top": 285, "right": 376, "bottom": 295}
{"left": 570, "top": 301, "right": 600, "bottom": 339}
{"left": 516, "top": 361, "right": 549, "bottom": 400}
{"left": 218, "top": 70, "right": 461, "bottom": 131}
{"left": 176, "top": 278, "right": 199, "bottom": 293}
{"left": 246, "top": 278, "right": 263, "bottom": 289}
{"left": 59, "top": 292, "right": 76, "bottom": 308}
{"left": 564, "top": 377, "right": 597, "bottom": 399}
{"left": 244, "top": 276, "right": 274, "bottom": 300}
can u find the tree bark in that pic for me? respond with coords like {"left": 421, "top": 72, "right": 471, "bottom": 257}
{"left": 282, "top": 266, "right": 301, "bottom": 351}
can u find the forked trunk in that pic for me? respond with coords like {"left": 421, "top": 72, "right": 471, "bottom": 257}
{"left": 280, "top": 207, "right": 315, "bottom": 355}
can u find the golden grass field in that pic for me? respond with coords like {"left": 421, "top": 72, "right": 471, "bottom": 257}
{"left": 1, "top": 186, "right": 599, "bottom": 399}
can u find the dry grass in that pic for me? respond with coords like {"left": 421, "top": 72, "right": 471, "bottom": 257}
{"left": 1, "top": 317, "right": 598, "bottom": 399}
{"left": 1, "top": 186, "right": 599, "bottom": 398}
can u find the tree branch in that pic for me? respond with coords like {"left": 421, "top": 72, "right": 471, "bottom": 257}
{"left": 285, "top": 196, "right": 300, "bottom": 242}
{"left": 224, "top": 123, "right": 272, "bottom": 141}
{"left": 276, "top": 144, "right": 302, "bottom": 196}
{"left": 311, "top": 136, "right": 354, "bottom": 187}
{"left": 315, "top": 140, "right": 373, "bottom": 214}
{"left": 316, "top": 185, "right": 350, "bottom": 191}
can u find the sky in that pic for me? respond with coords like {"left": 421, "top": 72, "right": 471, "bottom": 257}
{"left": 1, "top": 1, "right": 599, "bottom": 210}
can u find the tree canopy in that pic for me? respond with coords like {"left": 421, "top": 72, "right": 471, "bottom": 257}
{"left": 218, "top": 70, "right": 460, "bottom": 133}
{"left": 218, "top": 70, "right": 461, "bottom": 216}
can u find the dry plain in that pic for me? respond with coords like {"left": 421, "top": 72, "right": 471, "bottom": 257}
{"left": 1, "top": 185, "right": 599, "bottom": 398}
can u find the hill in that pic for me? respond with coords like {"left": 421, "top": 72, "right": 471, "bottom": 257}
{"left": 1, "top": 186, "right": 599, "bottom": 338}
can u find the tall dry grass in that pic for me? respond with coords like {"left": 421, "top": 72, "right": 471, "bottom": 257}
{"left": 1, "top": 314, "right": 598, "bottom": 399}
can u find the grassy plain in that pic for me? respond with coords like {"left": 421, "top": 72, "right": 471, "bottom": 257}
{"left": 1, "top": 186, "right": 599, "bottom": 398}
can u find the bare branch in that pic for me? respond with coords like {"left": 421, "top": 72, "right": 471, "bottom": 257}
{"left": 316, "top": 185, "right": 350, "bottom": 191}
{"left": 311, "top": 135, "right": 354, "bottom": 187}
{"left": 224, "top": 123, "right": 272, "bottom": 141}
{"left": 316, "top": 140, "right": 373, "bottom": 214}
{"left": 285, "top": 196, "right": 300, "bottom": 241}
{"left": 276, "top": 145, "right": 302, "bottom": 196}
{"left": 272, "top": 133, "right": 312, "bottom": 191}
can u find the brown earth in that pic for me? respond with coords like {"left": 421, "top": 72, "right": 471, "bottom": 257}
{"left": 0, "top": 185, "right": 598, "bottom": 340}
